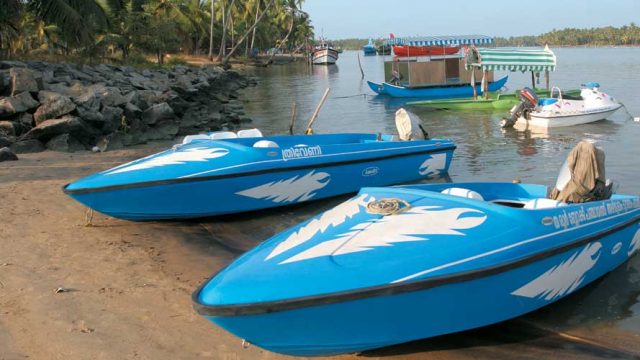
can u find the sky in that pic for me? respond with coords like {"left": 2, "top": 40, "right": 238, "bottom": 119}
{"left": 303, "top": 0, "right": 640, "bottom": 39}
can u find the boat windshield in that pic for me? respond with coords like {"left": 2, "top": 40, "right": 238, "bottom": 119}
{"left": 555, "top": 159, "right": 571, "bottom": 191}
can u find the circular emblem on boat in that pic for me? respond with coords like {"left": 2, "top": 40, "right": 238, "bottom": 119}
{"left": 362, "top": 166, "right": 380, "bottom": 177}
{"left": 366, "top": 198, "right": 411, "bottom": 215}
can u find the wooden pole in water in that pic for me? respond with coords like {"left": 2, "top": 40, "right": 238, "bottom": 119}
{"left": 471, "top": 68, "right": 477, "bottom": 99}
{"left": 289, "top": 101, "right": 297, "bottom": 135}
{"left": 531, "top": 71, "right": 535, "bottom": 89}
{"left": 357, "top": 52, "right": 365, "bottom": 79}
{"left": 483, "top": 70, "right": 489, "bottom": 99}
{"left": 545, "top": 70, "right": 549, "bottom": 90}
{"left": 305, "top": 88, "right": 331, "bottom": 135}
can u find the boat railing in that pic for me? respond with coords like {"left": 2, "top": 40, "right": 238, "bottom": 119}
{"left": 551, "top": 86, "right": 563, "bottom": 106}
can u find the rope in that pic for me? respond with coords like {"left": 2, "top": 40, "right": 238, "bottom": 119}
{"left": 332, "top": 93, "right": 369, "bottom": 99}
{"left": 366, "top": 198, "right": 411, "bottom": 215}
{"left": 619, "top": 103, "right": 638, "bottom": 121}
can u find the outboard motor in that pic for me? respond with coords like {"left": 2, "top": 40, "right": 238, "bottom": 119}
{"left": 501, "top": 87, "right": 539, "bottom": 128}
{"left": 395, "top": 108, "right": 429, "bottom": 140}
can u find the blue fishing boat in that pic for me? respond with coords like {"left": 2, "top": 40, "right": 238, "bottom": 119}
{"left": 362, "top": 39, "right": 377, "bottom": 56}
{"left": 63, "top": 132, "right": 455, "bottom": 221}
{"left": 368, "top": 75, "right": 508, "bottom": 99}
{"left": 193, "top": 144, "right": 640, "bottom": 356}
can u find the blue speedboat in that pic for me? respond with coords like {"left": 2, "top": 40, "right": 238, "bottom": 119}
{"left": 368, "top": 75, "right": 508, "bottom": 98}
{"left": 63, "top": 133, "right": 455, "bottom": 220}
{"left": 194, "top": 181, "right": 640, "bottom": 356}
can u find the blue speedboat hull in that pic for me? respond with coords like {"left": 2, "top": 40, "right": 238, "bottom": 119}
{"left": 194, "top": 182, "right": 640, "bottom": 356}
{"left": 368, "top": 75, "right": 508, "bottom": 98}
{"left": 63, "top": 134, "right": 455, "bottom": 220}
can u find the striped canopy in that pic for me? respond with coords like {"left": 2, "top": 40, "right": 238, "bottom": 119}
{"left": 466, "top": 47, "right": 557, "bottom": 72}
{"left": 384, "top": 35, "right": 493, "bottom": 47}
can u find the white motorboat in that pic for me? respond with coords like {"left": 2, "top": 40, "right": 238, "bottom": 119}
{"left": 503, "top": 83, "right": 622, "bottom": 129}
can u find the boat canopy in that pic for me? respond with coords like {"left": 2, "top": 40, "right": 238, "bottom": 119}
{"left": 465, "top": 46, "right": 557, "bottom": 72}
{"left": 384, "top": 35, "right": 494, "bottom": 47}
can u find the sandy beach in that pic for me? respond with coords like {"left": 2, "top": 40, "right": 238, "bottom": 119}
{"left": 2, "top": 146, "right": 640, "bottom": 360}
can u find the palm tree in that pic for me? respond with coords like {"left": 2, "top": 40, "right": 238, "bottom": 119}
{"left": 27, "top": 0, "right": 109, "bottom": 50}
{"left": 0, "top": 0, "right": 23, "bottom": 57}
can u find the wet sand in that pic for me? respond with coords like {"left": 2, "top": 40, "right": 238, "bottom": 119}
{"left": 1, "top": 146, "right": 640, "bottom": 360}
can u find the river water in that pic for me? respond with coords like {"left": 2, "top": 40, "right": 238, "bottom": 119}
{"left": 233, "top": 48, "right": 640, "bottom": 357}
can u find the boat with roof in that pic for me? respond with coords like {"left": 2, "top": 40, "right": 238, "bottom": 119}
{"left": 193, "top": 141, "right": 640, "bottom": 356}
{"left": 367, "top": 34, "right": 508, "bottom": 99}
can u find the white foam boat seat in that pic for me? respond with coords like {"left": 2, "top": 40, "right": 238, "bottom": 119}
{"left": 253, "top": 140, "right": 279, "bottom": 148}
{"left": 182, "top": 134, "right": 210, "bottom": 144}
{"left": 441, "top": 187, "right": 484, "bottom": 201}
{"left": 237, "top": 128, "right": 263, "bottom": 138}
{"left": 210, "top": 131, "right": 238, "bottom": 140}
{"left": 523, "top": 198, "right": 566, "bottom": 209}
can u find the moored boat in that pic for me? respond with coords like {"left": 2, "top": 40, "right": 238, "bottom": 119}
{"left": 362, "top": 39, "right": 377, "bottom": 56}
{"left": 312, "top": 40, "right": 338, "bottom": 65}
{"left": 505, "top": 83, "right": 622, "bottom": 129}
{"left": 369, "top": 75, "right": 508, "bottom": 99}
{"left": 392, "top": 45, "right": 459, "bottom": 57}
{"left": 193, "top": 143, "right": 640, "bottom": 356}
{"left": 369, "top": 35, "right": 504, "bottom": 99}
{"left": 408, "top": 88, "right": 582, "bottom": 111}
{"left": 63, "top": 129, "right": 455, "bottom": 221}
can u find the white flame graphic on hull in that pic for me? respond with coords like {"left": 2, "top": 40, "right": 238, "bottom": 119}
{"left": 628, "top": 228, "right": 640, "bottom": 256}
{"left": 279, "top": 206, "right": 486, "bottom": 264}
{"left": 512, "top": 242, "right": 602, "bottom": 301}
{"left": 105, "top": 147, "right": 229, "bottom": 174}
{"left": 236, "top": 170, "right": 330, "bottom": 204}
{"left": 266, "top": 194, "right": 373, "bottom": 260}
{"left": 419, "top": 153, "right": 446, "bottom": 177}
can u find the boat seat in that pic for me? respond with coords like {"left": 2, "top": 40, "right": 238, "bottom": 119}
{"left": 253, "top": 140, "right": 279, "bottom": 148}
{"left": 523, "top": 198, "right": 566, "bottom": 209}
{"left": 440, "top": 187, "right": 484, "bottom": 201}
{"left": 182, "top": 134, "right": 210, "bottom": 144}
{"left": 237, "top": 128, "right": 263, "bottom": 138}
{"left": 210, "top": 131, "right": 238, "bottom": 140}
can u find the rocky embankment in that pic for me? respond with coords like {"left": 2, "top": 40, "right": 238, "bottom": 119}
{"left": 0, "top": 60, "right": 255, "bottom": 161}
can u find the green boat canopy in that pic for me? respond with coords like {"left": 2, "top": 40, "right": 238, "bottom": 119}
{"left": 465, "top": 46, "right": 556, "bottom": 72}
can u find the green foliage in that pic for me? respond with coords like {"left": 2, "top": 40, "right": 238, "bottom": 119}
{"left": 496, "top": 23, "right": 640, "bottom": 47}
{"left": 166, "top": 55, "right": 188, "bottom": 66}
{"left": 1, "top": 0, "right": 314, "bottom": 64}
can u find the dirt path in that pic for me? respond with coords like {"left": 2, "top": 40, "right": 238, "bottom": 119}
{"left": 1, "top": 147, "right": 639, "bottom": 360}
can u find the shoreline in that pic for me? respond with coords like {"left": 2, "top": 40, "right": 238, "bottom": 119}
{"left": 2, "top": 145, "right": 640, "bottom": 359}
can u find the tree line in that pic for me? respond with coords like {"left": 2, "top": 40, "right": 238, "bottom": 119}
{"left": 495, "top": 23, "right": 640, "bottom": 47}
{"left": 0, "top": 0, "right": 314, "bottom": 65}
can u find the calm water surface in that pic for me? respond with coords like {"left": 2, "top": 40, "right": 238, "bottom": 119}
{"left": 236, "top": 48, "right": 640, "bottom": 354}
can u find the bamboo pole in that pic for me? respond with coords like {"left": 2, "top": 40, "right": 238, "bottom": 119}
{"left": 305, "top": 88, "right": 331, "bottom": 135}
{"left": 357, "top": 52, "right": 365, "bottom": 79}
{"left": 289, "top": 101, "right": 297, "bottom": 135}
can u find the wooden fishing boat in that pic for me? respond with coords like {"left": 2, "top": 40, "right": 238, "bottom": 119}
{"left": 368, "top": 76, "right": 508, "bottom": 99}
{"left": 368, "top": 35, "right": 503, "bottom": 99}
{"left": 362, "top": 39, "right": 377, "bottom": 56}
{"left": 312, "top": 40, "right": 338, "bottom": 65}
{"left": 393, "top": 45, "right": 459, "bottom": 57}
